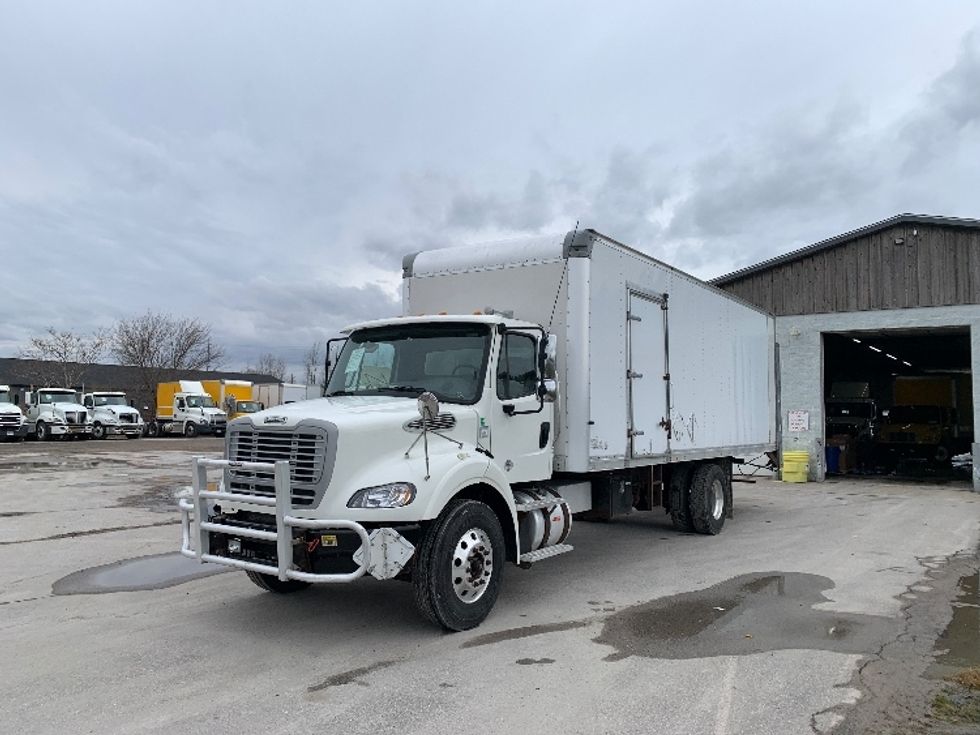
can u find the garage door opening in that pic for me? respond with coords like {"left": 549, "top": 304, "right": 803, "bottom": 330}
{"left": 823, "top": 327, "right": 973, "bottom": 481}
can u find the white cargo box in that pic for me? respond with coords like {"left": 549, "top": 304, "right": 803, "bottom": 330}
{"left": 404, "top": 229, "right": 776, "bottom": 473}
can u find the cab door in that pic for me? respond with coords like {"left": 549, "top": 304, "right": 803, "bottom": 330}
{"left": 490, "top": 330, "right": 553, "bottom": 482}
{"left": 627, "top": 291, "right": 670, "bottom": 458}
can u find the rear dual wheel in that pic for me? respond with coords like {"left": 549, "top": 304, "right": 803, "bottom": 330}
{"left": 688, "top": 463, "right": 729, "bottom": 535}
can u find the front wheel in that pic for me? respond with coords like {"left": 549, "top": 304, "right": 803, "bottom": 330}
{"left": 147, "top": 421, "right": 160, "bottom": 438}
{"left": 245, "top": 570, "right": 310, "bottom": 594}
{"left": 35, "top": 422, "right": 50, "bottom": 441}
{"left": 92, "top": 423, "right": 106, "bottom": 440}
{"left": 184, "top": 421, "right": 199, "bottom": 438}
{"left": 413, "top": 499, "right": 505, "bottom": 631}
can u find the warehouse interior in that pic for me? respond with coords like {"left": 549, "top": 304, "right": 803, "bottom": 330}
{"left": 822, "top": 327, "right": 973, "bottom": 479}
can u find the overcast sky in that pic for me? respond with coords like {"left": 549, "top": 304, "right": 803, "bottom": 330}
{"left": 3, "top": 1, "right": 980, "bottom": 375}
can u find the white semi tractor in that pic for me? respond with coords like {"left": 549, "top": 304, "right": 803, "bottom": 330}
{"left": 24, "top": 388, "right": 93, "bottom": 440}
{"left": 179, "top": 229, "right": 775, "bottom": 630}
{"left": 82, "top": 391, "right": 144, "bottom": 439}
{"left": 0, "top": 385, "right": 28, "bottom": 441}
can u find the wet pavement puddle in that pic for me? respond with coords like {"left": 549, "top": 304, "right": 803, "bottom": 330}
{"left": 595, "top": 572, "right": 895, "bottom": 661}
{"left": 928, "top": 570, "right": 980, "bottom": 678}
{"left": 52, "top": 552, "right": 228, "bottom": 595}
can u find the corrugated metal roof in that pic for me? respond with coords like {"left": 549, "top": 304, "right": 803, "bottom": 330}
{"left": 710, "top": 213, "right": 980, "bottom": 285}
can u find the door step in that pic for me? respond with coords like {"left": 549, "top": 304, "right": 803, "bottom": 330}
{"left": 519, "top": 544, "right": 573, "bottom": 564}
{"left": 514, "top": 497, "right": 565, "bottom": 512}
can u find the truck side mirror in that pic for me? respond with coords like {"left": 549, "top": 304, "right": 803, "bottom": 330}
{"left": 25, "top": 391, "right": 32, "bottom": 405}
{"left": 540, "top": 379, "right": 558, "bottom": 403}
{"left": 542, "top": 333, "right": 557, "bottom": 379}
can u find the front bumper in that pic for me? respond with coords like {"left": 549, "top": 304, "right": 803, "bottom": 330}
{"left": 178, "top": 458, "right": 415, "bottom": 583}
{"left": 196, "top": 423, "right": 226, "bottom": 435}
{"left": 0, "top": 424, "right": 28, "bottom": 439}
{"left": 50, "top": 423, "right": 92, "bottom": 436}
{"left": 107, "top": 423, "right": 144, "bottom": 436}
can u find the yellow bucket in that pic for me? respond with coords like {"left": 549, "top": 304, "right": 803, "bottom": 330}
{"left": 781, "top": 451, "right": 809, "bottom": 483}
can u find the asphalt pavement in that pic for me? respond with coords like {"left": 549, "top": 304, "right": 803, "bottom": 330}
{"left": 0, "top": 439, "right": 978, "bottom": 734}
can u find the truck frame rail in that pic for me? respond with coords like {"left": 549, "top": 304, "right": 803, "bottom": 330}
{"left": 179, "top": 457, "right": 371, "bottom": 583}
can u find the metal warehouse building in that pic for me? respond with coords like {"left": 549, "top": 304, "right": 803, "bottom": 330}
{"left": 712, "top": 213, "right": 980, "bottom": 492}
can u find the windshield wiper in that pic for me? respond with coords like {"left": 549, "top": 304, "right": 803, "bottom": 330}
{"left": 325, "top": 390, "right": 353, "bottom": 397}
{"left": 385, "top": 385, "right": 429, "bottom": 394}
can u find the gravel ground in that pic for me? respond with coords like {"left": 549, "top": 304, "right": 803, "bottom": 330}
{"left": 0, "top": 440, "right": 978, "bottom": 734}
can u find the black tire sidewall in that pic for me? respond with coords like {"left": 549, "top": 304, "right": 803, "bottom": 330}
{"left": 245, "top": 570, "right": 310, "bottom": 594}
{"left": 415, "top": 499, "right": 505, "bottom": 631}
{"left": 93, "top": 423, "right": 105, "bottom": 440}
{"left": 36, "top": 422, "right": 48, "bottom": 441}
{"left": 184, "top": 422, "right": 198, "bottom": 437}
{"left": 689, "top": 463, "right": 729, "bottom": 535}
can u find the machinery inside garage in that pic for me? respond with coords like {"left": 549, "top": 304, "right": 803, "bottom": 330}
{"left": 823, "top": 328, "right": 973, "bottom": 479}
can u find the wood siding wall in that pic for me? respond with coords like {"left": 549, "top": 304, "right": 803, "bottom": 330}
{"left": 719, "top": 224, "right": 980, "bottom": 316}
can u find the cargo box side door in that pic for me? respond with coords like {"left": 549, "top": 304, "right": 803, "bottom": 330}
{"left": 627, "top": 291, "right": 670, "bottom": 457}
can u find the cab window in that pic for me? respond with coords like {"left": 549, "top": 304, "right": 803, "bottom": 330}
{"left": 496, "top": 333, "right": 538, "bottom": 400}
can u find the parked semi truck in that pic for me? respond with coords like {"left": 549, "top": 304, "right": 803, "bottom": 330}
{"left": 148, "top": 381, "right": 227, "bottom": 437}
{"left": 24, "top": 388, "right": 93, "bottom": 440}
{"left": 179, "top": 229, "right": 776, "bottom": 630}
{"left": 201, "top": 380, "right": 254, "bottom": 420}
{"left": 82, "top": 391, "right": 144, "bottom": 439}
{"left": 0, "top": 385, "right": 28, "bottom": 441}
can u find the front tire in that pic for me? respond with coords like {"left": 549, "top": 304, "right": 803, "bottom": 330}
{"left": 147, "top": 421, "right": 160, "bottom": 438}
{"left": 413, "top": 499, "right": 505, "bottom": 631}
{"left": 92, "top": 423, "right": 106, "bottom": 440}
{"left": 35, "top": 422, "right": 50, "bottom": 441}
{"left": 245, "top": 571, "right": 311, "bottom": 594}
{"left": 689, "top": 463, "right": 729, "bottom": 535}
{"left": 184, "top": 421, "right": 199, "bottom": 438}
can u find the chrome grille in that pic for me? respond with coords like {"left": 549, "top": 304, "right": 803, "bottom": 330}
{"left": 0, "top": 414, "right": 19, "bottom": 426}
{"left": 78, "top": 411, "right": 87, "bottom": 423}
{"left": 118, "top": 413, "right": 136, "bottom": 424}
{"left": 227, "top": 428, "right": 328, "bottom": 506}
{"left": 64, "top": 412, "right": 77, "bottom": 423}
{"left": 404, "top": 412, "right": 457, "bottom": 432}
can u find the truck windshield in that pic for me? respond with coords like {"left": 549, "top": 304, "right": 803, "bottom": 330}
{"left": 0, "top": 391, "right": 11, "bottom": 404}
{"left": 186, "top": 395, "right": 217, "bottom": 408}
{"left": 40, "top": 392, "right": 75, "bottom": 404}
{"left": 326, "top": 323, "right": 491, "bottom": 404}
{"left": 885, "top": 406, "right": 944, "bottom": 424}
{"left": 235, "top": 401, "right": 261, "bottom": 413}
{"left": 94, "top": 395, "right": 128, "bottom": 406}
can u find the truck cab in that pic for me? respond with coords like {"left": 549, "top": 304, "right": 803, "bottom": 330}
{"left": 0, "top": 385, "right": 28, "bottom": 441}
{"left": 24, "top": 388, "right": 93, "bottom": 441}
{"left": 82, "top": 391, "right": 144, "bottom": 439}
{"left": 149, "top": 380, "right": 227, "bottom": 437}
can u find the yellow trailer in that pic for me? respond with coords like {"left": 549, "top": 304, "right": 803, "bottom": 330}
{"left": 201, "top": 380, "right": 255, "bottom": 420}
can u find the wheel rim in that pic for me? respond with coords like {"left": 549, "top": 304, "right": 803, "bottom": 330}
{"left": 710, "top": 479, "right": 724, "bottom": 520}
{"left": 451, "top": 527, "right": 493, "bottom": 604}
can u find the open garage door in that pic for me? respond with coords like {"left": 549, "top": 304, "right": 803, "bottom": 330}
{"left": 823, "top": 327, "right": 973, "bottom": 481}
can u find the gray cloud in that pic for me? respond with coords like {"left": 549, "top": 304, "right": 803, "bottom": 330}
{"left": 2, "top": 2, "right": 980, "bottom": 375}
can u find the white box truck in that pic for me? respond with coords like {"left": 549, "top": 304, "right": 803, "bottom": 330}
{"left": 179, "top": 229, "right": 775, "bottom": 630}
{"left": 252, "top": 382, "right": 312, "bottom": 409}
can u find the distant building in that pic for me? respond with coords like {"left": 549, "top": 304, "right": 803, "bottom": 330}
{"left": 0, "top": 357, "right": 278, "bottom": 413}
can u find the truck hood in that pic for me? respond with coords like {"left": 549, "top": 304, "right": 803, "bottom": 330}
{"left": 0, "top": 402, "right": 23, "bottom": 416}
{"left": 238, "top": 395, "right": 473, "bottom": 432}
{"left": 94, "top": 406, "right": 142, "bottom": 420}
{"left": 50, "top": 401, "right": 88, "bottom": 413}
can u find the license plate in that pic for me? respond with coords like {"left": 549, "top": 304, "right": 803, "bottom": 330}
{"left": 321, "top": 535, "right": 338, "bottom": 547}
{"left": 4, "top": 431, "right": 12, "bottom": 436}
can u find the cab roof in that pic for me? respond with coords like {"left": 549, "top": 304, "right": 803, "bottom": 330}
{"left": 341, "top": 313, "right": 542, "bottom": 334}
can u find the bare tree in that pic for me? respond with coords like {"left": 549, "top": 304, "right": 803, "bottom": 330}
{"left": 303, "top": 342, "right": 321, "bottom": 388}
{"left": 112, "top": 311, "right": 227, "bottom": 403}
{"left": 247, "top": 353, "right": 287, "bottom": 381}
{"left": 19, "top": 327, "right": 109, "bottom": 387}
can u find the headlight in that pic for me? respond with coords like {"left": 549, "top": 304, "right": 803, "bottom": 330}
{"left": 347, "top": 483, "right": 416, "bottom": 508}
{"left": 198, "top": 417, "right": 208, "bottom": 424}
